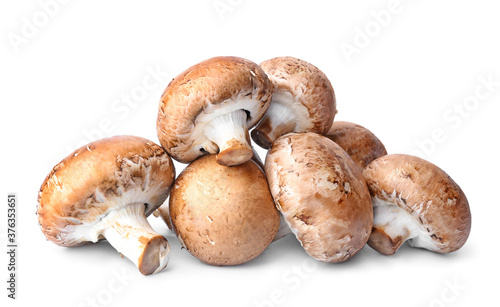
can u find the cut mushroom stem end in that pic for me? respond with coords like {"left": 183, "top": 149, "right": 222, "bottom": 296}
{"left": 251, "top": 100, "right": 296, "bottom": 149}
{"left": 368, "top": 227, "right": 410, "bottom": 255}
{"left": 204, "top": 109, "right": 253, "bottom": 166}
{"left": 102, "top": 203, "right": 170, "bottom": 275}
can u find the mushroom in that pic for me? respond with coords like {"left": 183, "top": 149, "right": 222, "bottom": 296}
{"left": 37, "top": 136, "right": 176, "bottom": 275}
{"left": 265, "top": 132, "right": 373, "bottom": 262}
{"left": 251, "top": 57, "right": 337, "bottom": 149}
{"left": 157, "top": 56, "right": 274, "bottom": 166}
{"left": 169, "top": 154, "right": 280, "bottom": 266}
{"left": 326, "top": 121, "right": 387, "bottom": 170}
{"left": 362, "top": 154, "right": 471, "bottom": 255}
{"left": 153, "top": 146, "right": 288, "bottom": 242}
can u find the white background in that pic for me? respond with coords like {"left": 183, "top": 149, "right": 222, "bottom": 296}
{"left": 1, "top": 1, "right": 499, "bottom": 306}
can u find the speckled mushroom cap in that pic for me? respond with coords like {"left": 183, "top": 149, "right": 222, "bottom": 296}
{"left": 326, "top": 121, "right": 387, "bottom": 170}
{"left": 37, "top": 136, "right": 176, "bottom": 275}
{"left": 362, "top": 154, "right": 471, "bottom": 255}
{"left": 157, "top": 56, "right": 274, "bottom": 165}
{"left": 265, "top": 132, "right": 373, "bottom": 262}
{"left": 251, "top": 57, "right": 337, "bottom": 149}
{"left": 169, "top": 155, "right": 280, "bottom": 266}
{"left": 154, "top": 146, "right": 266, "bottom": 231}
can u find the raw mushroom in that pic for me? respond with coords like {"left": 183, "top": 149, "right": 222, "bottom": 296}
{"left": 362, "top": 154, "right": 471, "bottom": 255}
{"left": 37, "top": 136, "right": 176, "bottom": 275}
{"left": 265, "top": 132, "right": 373, "bottom": 262}
{"left": 251, "top": 57, "right": 337, "bottom": 149}
{"left": 326, "top": 121, "right": 387, "bottom": 170}
{"left": 271, "top": 121, "right": 383, "bottom": 242}
{"left": 154, "top": 146, "right": 286, "bottom": 241}
{"left": 169, "top": 155, "right": 280, "bottom": 265}
{"left": 157, "top": 56, "right": 274, "bottom": 166}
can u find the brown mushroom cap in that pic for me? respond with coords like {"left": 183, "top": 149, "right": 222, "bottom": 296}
{"left": 157, "top": 56, "right": 274, "bottom": 166}
{"left": 251, "top": 57, "right": 337, "bottom": 149}
{"left": 37, "top": 136, "right": 176, "bottom": 275}
{"left": 169, "top": 155, "right": 280, "bottom": 265}
{"left": 154, "top": 146, "right": 265, "bottom": 231}
{"left": 362, "top": 154, "right": 471, "bottom": 255}
{"left": 265, "top": 132, "right": 373, "bottom": 262}
{"left": 326, "top": 121, "right": 387, "bottom": 170}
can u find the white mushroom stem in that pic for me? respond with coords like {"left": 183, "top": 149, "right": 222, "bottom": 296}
{"left": 251, "top": 99, "right": 297, "bottom": 149}
{"left": 204, "top": 109, "right": 253, "bottom": 166}
{"left": 101, "top": 203, "right": 170, "bottom": 275}
{"left": 368, "top": 198, "right": 437, "bottom": 255}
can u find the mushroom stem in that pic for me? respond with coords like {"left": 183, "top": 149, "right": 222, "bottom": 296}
{"left": 367, "top": 198, "right": 434, "bottom": 255}
{"left": 204, "top": 109, "right": 253, "bottom": 166}
{"left": 368, "top": 226, "right": 411, "bottom": 255}
{"left": 251, "top": 100, "right": 296, "bottom": 149}
{"left": 102, "top": 203, "right": 170, "bottom": 275}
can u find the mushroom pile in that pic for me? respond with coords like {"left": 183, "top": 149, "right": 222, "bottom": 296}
{"left": 37, "top": 56, "right": 471, "bottom": 275}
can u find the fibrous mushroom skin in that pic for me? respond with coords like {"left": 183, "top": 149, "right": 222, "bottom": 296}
{"left": 326, "top": 121, "right": 387, "bottom": 170}
{"left": 362, "top": 154, "right": 471, "bottom": 255}
{"left": 265, "top": 132, "right": 373, "bottom": 263}
{"left": 251, "top": 57, "right": 337, "bottom": 149}
{"left": 37, "top": 136, "right": 176, "bottom": 275}
{"left": 169, "top": 155, "right": 280, "bottom": 266}
{"left": 157, "top": 56, "right": 274, "bottom": 165}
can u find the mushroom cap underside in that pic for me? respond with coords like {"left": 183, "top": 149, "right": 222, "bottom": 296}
{"left": 362, "top": 154, "right": 471, "bottom": 253}
{"left": 157, "top": 56, "right": 274, "bottom": 163}
{"left": 37, "top": 135, "right": 176, "bottom": 246}
{"left": 259, "top": 56, "right": 337, "bottom": 134}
